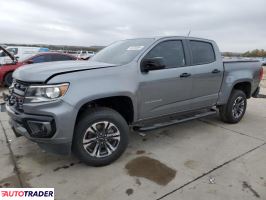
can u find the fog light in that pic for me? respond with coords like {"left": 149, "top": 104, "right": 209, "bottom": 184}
{"left": 27, "top": 120, "right": 54, "bottom": 138}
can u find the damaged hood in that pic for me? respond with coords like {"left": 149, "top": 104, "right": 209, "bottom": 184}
{"left": 13, "top": 60, "right": 117, "bottom": 83}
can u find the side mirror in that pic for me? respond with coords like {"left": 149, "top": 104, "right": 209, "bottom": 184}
{"left": 26, "top": 60, "right": 34, "bottom": 64}
{"left": 141, "top": 57, "right": 165, "bottom": 72}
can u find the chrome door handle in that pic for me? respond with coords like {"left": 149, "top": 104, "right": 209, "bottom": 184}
{"left": 212, "top": 69, "right": 221, "bottom": 73}
{"left": 180, "top": 73, "right": 191, "bottom": 78}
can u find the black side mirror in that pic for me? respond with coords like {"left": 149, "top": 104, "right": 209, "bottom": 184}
{"left": 141, "top": 57, "right": 165, "bottom": 72}
{"left": 26, "top": 60, "right": 34, "bottom": 64}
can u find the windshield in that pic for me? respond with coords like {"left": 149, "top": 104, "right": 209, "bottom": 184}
{"left": 90, "top": 38, "right": 154, "bottom": 65}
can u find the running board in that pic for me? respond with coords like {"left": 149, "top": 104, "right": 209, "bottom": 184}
{"left": 134, "top": 110, "right": 217, "bottom": 132}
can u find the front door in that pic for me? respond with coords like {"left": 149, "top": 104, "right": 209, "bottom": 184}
{"left": 138, "top": 40, "right": 194, "bottom": 120}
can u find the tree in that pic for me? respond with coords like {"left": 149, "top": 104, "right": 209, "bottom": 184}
{"left": 242, "top": 49, "right": 266, "bottom": 57}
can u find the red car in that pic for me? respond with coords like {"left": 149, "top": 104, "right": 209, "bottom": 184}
{"left": 0, "top": 49, "right": 77, "bottom": 86}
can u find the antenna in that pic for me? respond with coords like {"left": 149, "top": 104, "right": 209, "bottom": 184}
{"left": 187, "top": 30, "right": 191, "bottom": 37}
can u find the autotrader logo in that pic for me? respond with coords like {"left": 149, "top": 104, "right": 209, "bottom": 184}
{"left": 0, "top": 188, "right": 54, "bottom": 200}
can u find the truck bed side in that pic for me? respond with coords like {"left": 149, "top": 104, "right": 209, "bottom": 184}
{"left": 217, "top": 60, "right": 262, "bottom": 105}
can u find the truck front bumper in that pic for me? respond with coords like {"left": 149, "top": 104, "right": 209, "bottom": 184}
{"left": 6, "top": 100, "right": 77, "bottom": 155}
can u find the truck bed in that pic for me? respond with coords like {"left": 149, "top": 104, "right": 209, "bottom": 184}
{"left": 216, "top": 58, "right": 262, "bottom": 105}
{"left": 223, "top": 59, "right": 261, "bottom": 72}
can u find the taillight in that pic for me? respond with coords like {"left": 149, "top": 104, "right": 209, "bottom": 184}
{"left": 259, "top": 67, "right": 264, "bottom": 80}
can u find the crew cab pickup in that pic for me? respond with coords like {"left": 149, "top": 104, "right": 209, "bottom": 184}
{"left": 5, "top": 36, "right": 263, "bottom": 166}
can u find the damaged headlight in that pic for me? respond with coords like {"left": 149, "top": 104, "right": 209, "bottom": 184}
{"left": 25, "top": 83, "right": 69, "bottom": 103}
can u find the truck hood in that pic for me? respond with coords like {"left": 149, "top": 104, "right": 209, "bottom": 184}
{"left": 13, "top": 60, "right": 116, "bottom": 83}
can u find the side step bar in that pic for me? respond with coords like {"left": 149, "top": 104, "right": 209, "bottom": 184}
{"left": 134, "top": 110, "right": 217, "bottom": 132}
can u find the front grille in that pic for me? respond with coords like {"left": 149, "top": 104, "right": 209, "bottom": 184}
{"left": 8, "top": 79, "right": 29, "bottom": 111}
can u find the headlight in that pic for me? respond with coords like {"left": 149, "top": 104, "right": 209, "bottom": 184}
{"left": 25, "top": 83, "right": 69, "bottom": 103}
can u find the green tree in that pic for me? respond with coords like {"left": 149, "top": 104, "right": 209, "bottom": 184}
{"left": 242, "top": 49, "right": 266, "bottom": 57}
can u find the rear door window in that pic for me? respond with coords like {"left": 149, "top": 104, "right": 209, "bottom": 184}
{"left": 50, "top": 54, "right": 76, "bottom": 61}
{"left": 189, "top": 41, "right": 215, "bottom": 65}
{"left": 31, "top": 55, "right": 51, "bottom": 63}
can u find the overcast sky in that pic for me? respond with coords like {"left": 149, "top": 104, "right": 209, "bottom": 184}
{"left": 0, "top": 0, "right": 265, "bottom": 52}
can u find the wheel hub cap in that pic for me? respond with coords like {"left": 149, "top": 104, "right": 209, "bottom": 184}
{"left": 232, "top": 96, "right": 245, "bottom": 119}
{"left": 82, "top": 121, "right": 121, "bottom": 158}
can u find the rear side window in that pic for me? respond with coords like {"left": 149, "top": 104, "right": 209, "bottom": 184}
{"left": 50, "top": 54, "right": 76, "bottom": 61}
{"left": 190, "top": 41, "right": 215, "bottom": 65}
{"left": 31, "top": 55, "right": 51, "bottom": 63}
{"left": 144, "top": 40, "right": 186, "bottom": 68}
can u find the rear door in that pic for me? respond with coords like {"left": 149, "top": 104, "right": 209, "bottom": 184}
{"left": 138, "top": 39, "right": 194, "bottom": 120}
{"left": 187, "top": 40, "right": 223, "bottom": 108}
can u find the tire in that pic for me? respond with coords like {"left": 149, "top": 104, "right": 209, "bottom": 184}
{"left": 72, "top": 107, "right": 129, "bottom": 166}
{"left": 219, "top": 90, "right": 247, "bottom": 123}
{"left": 4, "top": 72, "right": 13, "bottom": 87}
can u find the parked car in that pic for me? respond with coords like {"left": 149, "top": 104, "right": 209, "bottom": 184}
{"left": 261, "top": 58, "right": 266, "bottom": 66}
{"left": 5, "top": 36, "right": 263, "bottom": 166}
{"left": 66, "top": 50, "right": 95, "bottom": 60}
{"left": 0, "top": 46, "right": 49, "bottom": 65}
{"left": 0, "top": 47, "right": 77, "bottom": 86}
{"left": 77, "top": 51, "right": 95, "bottom": 60}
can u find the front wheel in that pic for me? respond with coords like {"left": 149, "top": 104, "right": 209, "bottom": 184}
{"left": 4, "top": 72, "right": 13, "bottom": 87}
{"left": 219, "top": 90, "right": 247, "bottom": 123}
{"left": 72, "top": 107, "right": 129, "bottom": 166}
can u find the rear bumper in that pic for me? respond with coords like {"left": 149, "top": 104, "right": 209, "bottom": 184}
{"left": 252, "top": 86, "right": 260, "bottom": 98}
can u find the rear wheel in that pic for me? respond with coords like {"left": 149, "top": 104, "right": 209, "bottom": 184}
{"left": 73, "top": 107, "right": 129, "bottom": 166}
{"left": 219, "top": 90, "right": 247, "bottom": 123}
{"left": 4, "top": 72, "right": 13, "bottom": 87}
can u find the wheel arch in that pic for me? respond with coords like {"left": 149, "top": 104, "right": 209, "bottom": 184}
{"left": 217, "top": 78, "right": 252, "bottom": 105}
{"left": 3, "top": 70, "right": 14, "bottom": 85}
{"left": 75, "top": 94, "right": 136, "bottom": 126}
{"left": 232, "top": 81, "right": 251, "bottom": 98}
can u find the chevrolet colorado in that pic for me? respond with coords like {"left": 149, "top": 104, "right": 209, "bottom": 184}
{"left": 5, "top": 36, "right": 263, "bottom": 166}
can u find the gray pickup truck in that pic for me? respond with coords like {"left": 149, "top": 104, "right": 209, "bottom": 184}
{"left": 5, "top": 36, "right": 263, "bottom": 166}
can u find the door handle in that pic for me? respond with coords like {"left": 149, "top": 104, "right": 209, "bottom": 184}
{"left": 180, "top": 73, "right": 191, "bottom": 78}
{"left": 212, "top": 69, "right": 221, "bottom": 74}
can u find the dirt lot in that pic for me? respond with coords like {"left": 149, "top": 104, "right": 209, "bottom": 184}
{"left": 0, "top": 73, "right": 265, "bottom": 200}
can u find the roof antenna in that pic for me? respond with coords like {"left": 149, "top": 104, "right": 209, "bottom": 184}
{"left": 187, "top": 30, "right": 191, "bottom": 37}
